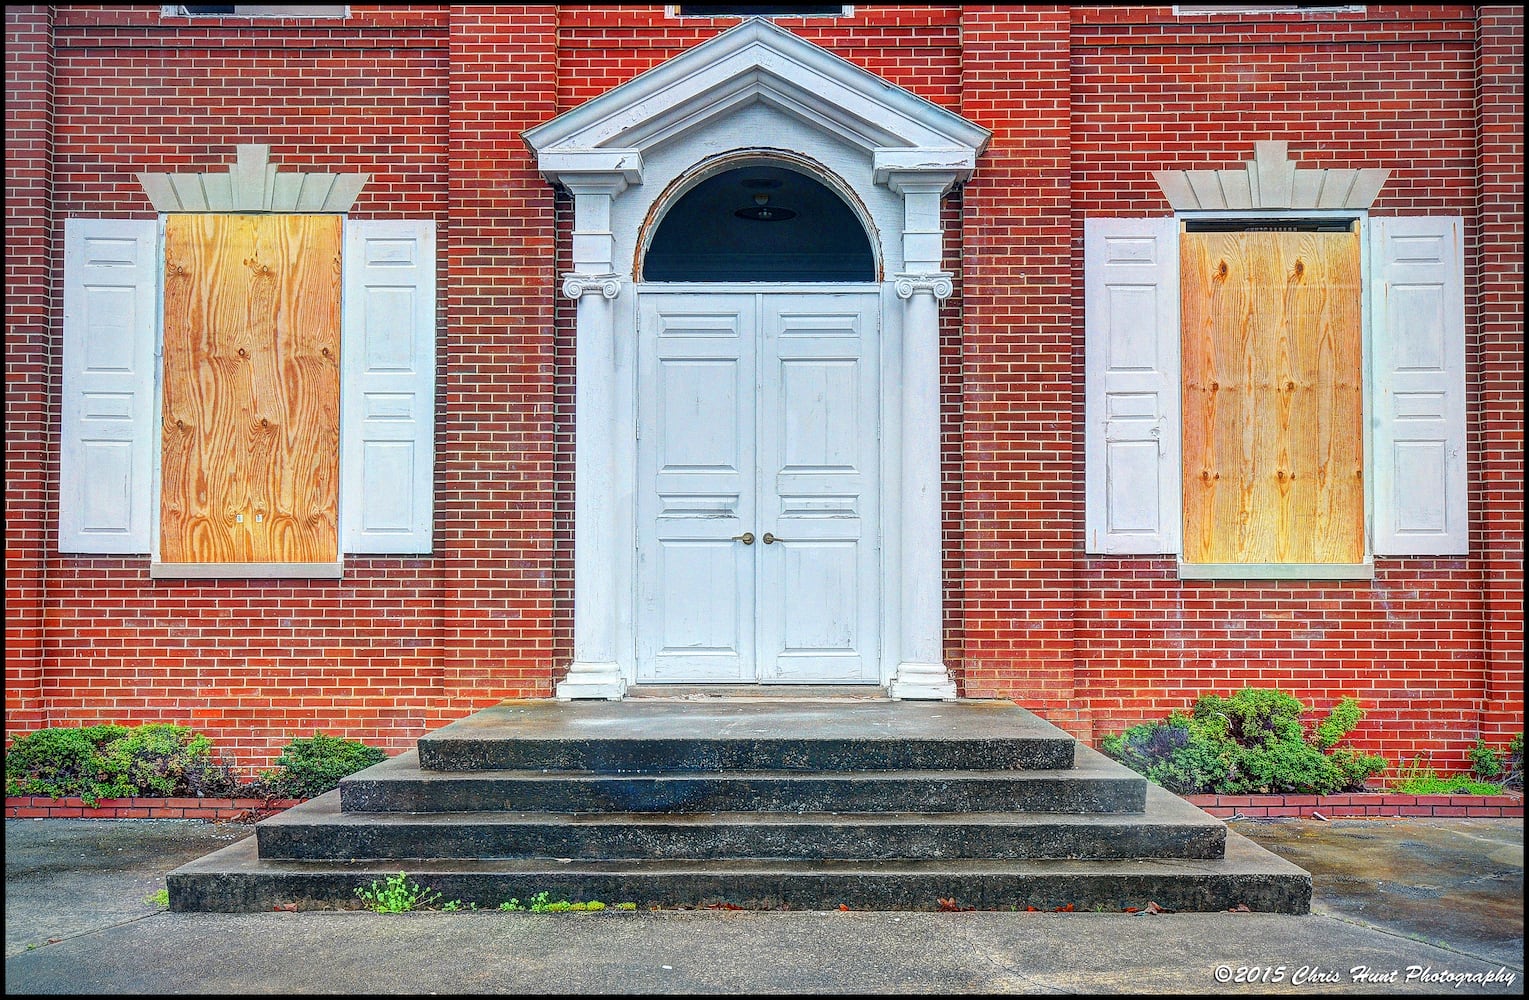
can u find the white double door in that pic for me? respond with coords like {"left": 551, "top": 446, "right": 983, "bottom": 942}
{"left": 636, "top": 289, "right": 881, "bottom": 684}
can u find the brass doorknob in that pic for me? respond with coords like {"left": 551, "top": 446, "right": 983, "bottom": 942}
{"left": 762, "top": 532, "right": 778, "bottom": 544}
{"left": 733, "top": 532, "right": 755, "bottom": 545}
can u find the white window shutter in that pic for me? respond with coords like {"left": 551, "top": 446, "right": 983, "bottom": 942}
{"left": 1084, "top": 217, "right": 1181, "bottom": 554}
{"left": 342, "top": 218, "right": 437, "bottom": 554}
{"left": 59, "top": 218, "right": 158, "bottom": 554}
{"left": 1371, "top": 217, "right": 1467, "bottom": 556}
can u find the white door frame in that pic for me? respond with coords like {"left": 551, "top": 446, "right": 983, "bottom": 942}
{"left": 523, "top": 18, "right": 989, "bottom": 699}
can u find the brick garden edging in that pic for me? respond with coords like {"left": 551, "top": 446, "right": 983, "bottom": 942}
{"left": 5, "top": 796, "right": 303, "bottom": 821}
{"left": 1185, "top": 792, "right": 1523, "bottom": 819}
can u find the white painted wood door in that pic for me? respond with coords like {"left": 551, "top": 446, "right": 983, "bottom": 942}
{"left": 636, "top": 290, "right": 881, "bottom": 683}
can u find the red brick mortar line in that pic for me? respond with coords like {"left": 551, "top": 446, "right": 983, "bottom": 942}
{"left": 5, "top": 796, "right": 304, "bottom": 821}
{"left": 1185, "top": 792, "right": 1524, "bottom": 819}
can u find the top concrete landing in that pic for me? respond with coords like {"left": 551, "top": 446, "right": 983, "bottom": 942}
{"left": 424, "top": 698, "right": 1069, "bottom": 744}
{"left": 416, "top": 699, "right": 1080, "bottom": 772}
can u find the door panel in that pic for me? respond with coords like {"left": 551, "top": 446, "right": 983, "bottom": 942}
{"left": 637, "top": 290, "right": 879, "bottom": 684}
{"left": 637, "top": 295, "right": 756, "bottom": 682}
{"left": 758, "top": 297, "right": 879, "bottom": 681}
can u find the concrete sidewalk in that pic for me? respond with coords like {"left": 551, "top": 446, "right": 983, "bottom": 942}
{"left": 4, "top": 816, "right": 1522, "bottom": 994}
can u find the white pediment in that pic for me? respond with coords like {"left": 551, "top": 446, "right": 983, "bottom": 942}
{"left": 523, "top": 17, "right": 989, "bottom": 187}
{"left": 138, "top": 144, "right": 368, "bottom": 213}
{"left": 1155, "top": 140, "right": 1391, "bottom": 211}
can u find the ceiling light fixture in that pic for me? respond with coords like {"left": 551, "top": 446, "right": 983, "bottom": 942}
{"left": 734, "top": 192, "right": 795, "bottom": 222}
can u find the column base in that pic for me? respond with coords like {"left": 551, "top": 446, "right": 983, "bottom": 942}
{"left": 888, "top": 661, "right": 958, "bottom": 700}
{"left": 555, "top": 661, "right": 627, "bottom": 701}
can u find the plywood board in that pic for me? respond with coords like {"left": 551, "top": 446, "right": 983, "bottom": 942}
{"left": 1181, "top": 230, "right": 1363, "bottom": 564}
{"left": 161, "top": 213, "right": 341, "bottom": 563}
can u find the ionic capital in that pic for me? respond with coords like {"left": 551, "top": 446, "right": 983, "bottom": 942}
{"left": 561, "top": 273, "right": 623, "bottom": 300}
{"left": 893, "top": 272, "right": 954, "bottom": 302}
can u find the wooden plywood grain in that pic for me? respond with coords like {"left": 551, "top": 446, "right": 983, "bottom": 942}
{"left": 1181, "top": 230, "right": 1363, "bottom": 564}
{"left": 161, "top": 214, "right": 341, "bottom": 563}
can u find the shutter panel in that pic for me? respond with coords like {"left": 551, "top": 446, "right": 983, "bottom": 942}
{"left": 1084, "top": 217, "right": 1181, "bottom": 554}
{"left": 342, "top": 218, "right": 437, "bottom": 554}
{"left": 1371, "top": 217, "right": 1467, "bottom": 556}
{"left": 59, "top": 218, "right": 158, "bottom": 554}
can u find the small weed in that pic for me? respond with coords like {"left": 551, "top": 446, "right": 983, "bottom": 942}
{"left": 1393, "top": 756, "right": 1505, "bottom": 796}
{"left": 1395, "top": 773, "right": 1505, "bottom": 796}
{"left": 144, "top": 888, "right": 169, "bottom": 908}
{"left": 497, "top": 891, "right": 632, "bottom": 913}
{"left": 355, "top": 872, "right": 442, "bottom": 913}
{"left": 441, "top": 899, "right": 477, "bottom": 911}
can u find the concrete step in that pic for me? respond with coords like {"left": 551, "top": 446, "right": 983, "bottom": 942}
{"left": 167, "top": 825, "right": 1310, "bottom": 914}
{"left": 417, "top": 700, "right": 1076, "bottom": 772}
{"left": 340, "top": 749, "right": 1148, "bottom": 815}
{"left": 165, "top": 700, "right": 1313, "bottom": 915}
{"left": 256, "top": 784, "right": 1223, "bottom": 862}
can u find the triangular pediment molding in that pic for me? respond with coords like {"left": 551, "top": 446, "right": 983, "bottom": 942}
{"left": 1155, "top": 140, "right": 1391, "bottom": 211}
{"left": 523, "top": 17, "right": 989, "bottom": 187}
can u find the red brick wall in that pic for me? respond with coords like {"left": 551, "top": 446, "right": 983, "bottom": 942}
{"left": 1474, "top": 7, "right": 1525, "bottom": 748}
{"left": 1063, "top": 5, "right": 1513, "bottom": 771}
{"left": 553, "top": 5, "right": 962, "bottom": 112}
{"left": 956, "top": 7, "right": 1082, "bottom": 734}
{"left": 4, "top": 6, "right": 56, "bottom": 735}
{"left": 8, "top": 5, "right": 462, "bottom": 771}
{"left": 441, "top": 5, "right": 560, "bottom": 708}
{"left": 4, "top": 6, "right": 1521, "bottom": 775}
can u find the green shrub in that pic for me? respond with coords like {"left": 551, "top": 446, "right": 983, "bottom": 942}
{"left": 1099, "top": 688, "right": 1388, "bottom": 796}
{"left": 97, "top": 723, "right": 241, "bottom": 798}
{"left": 1468, "top": 740, "right": 1503, "bottom": 781}
{"left": 5, "top": 725, "right": 130, "bottom": 803}
{"left": 1314, "top": 696, "right": 1365, "bottom": 750}
{"left": 1098, "top": 713, "right": 1234, "bottom": 794}
{"left": 1195, "top": 688, "right": 1306, "bottom": 747}
{"left": 1467, "top": 733, "right": 1523, "bottom": 791}
{"left": 251, "top": 732, "right": 387, "bottom": 798}
{"left": 4, "top": 724, "right": 239, "bottom": 806}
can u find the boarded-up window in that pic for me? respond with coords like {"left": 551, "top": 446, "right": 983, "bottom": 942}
{"left": 160, "top": 214, "right": 341, "bottom": 563}
{"left": 1180, "top": 228, "right": 1364, "bottom": 564}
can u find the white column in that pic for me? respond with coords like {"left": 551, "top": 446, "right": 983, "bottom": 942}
{"left": 556, "top": 174, "right": 630, "bottom": 700}
{"left": 889, "top": 273, "right": 957, "bottom": 700}
{"left": 885, "top": 172, "right": 960, "bottom": 700}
